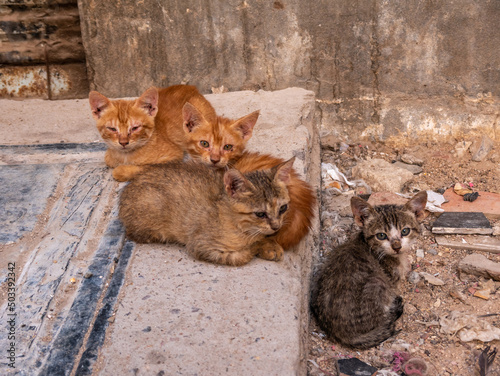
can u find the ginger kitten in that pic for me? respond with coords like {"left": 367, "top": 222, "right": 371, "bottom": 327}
{"left": 89, "top": 85, "right": 219, "bottom": 181}
{"left": 119, "top": 158, "right": 295, "bottom": 266}
{"left": 310, "top": 191, "right": 427, "bottom": 349}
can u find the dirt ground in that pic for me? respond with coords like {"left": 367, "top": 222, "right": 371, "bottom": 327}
{"left": 308, "top": 138, "right": 500, "bottom": 376}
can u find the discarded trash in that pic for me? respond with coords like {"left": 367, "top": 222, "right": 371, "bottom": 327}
{"left": 321, "top": 163, "right": 372, "bottom": 195}
{"left": 69, "top": 277, "right": 76, "bottom": 284}
{"left": 402, "top": 358, "right": 428, "bottom": 376}
{"left": 396, "top": 190, "right": 445, "bottom": 213}
{"left": 337, "top": 357, "right": 377, "bottom": 376}
{"left": 454, "top": 182, "right": 473, "bottom": 196}
{"left": 463, "top": 192, "right": 479, "bottom": 202}
{"left": 478, "top": 345, "right": 497, "bottom": 376}
{"left": 440, "top": 310, "right": 500, "bottom": 342}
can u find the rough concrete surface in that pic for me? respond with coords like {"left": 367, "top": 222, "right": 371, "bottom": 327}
{"left": 78, "top": 0, "right": 500, "bottom": 141}
{"left": 0, "top": 87, "right": 320, "bottom": 376}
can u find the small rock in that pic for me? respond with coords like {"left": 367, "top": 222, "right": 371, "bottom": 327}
{"left": 416, "top": 249, "right": 425, "bottom": 259}
{"left": 458, "top": 253, "right": 500, "bottom": 281}
{"left": 420, "top": 272, "right": 445, "bottom": 286}
{"left": 351, "top": 159, "right": 413, "bottom": 193}
{"left": 493, "top": 224, "right": 500, "bottom": 236}
{"left": 453, "top": 141, "right": 472, "bottom": 158}
{"left": 142, "top": 326, "right": 152, "bottom": 332}
{"left": 401, "top": 153, "right": 424, "bottom": 166}
{"left": 408, "top": 271, "right": 421, "bottom": 284}
{"left": 470, "top": 135, "right": 494, "bottom": 162}
{"left": 434, "top": 298, "right": 442, "bottom": 308}
{"left": 320, "top": 134, "right": 338, "bottom": 150}
{"left": 84, "top": 272, "right": 93, "bottom": 279}
{"left": 427, "top": 246, "right": 438, "bottom": 256}
{"left": 393, "top": 161, "right": 423, "bottom": 175}
{"left": 405, "top": 303, "right": 418, "bottom": 315}
{"left": 449, "top": 288, "right": 468, "bottom": 304}
{"left": 108, "top": 316, "right": 115, "bottom": 323}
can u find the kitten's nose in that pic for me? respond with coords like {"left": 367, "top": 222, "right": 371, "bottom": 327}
{"left": 270, "top": 221, "right": 280, "bottom": 231}
{"left": 391, "top": 241, "right": 402, "bottom": 252}
{"left": 119, "top": 140, "right": 129, "bottom": 147}
{"left": 210, "top": 157, "right": 220, "bottom": 164}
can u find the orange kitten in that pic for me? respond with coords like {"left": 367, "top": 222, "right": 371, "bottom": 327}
{"left": 89, "top": 85, "right": 217, "bottom": 181}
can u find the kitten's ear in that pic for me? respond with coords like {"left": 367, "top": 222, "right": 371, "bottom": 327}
{"left": 89, "top": 91, "right": 111, "bottom": 120}
{"left": 351, "top": 196, "right": 374, "bottom": 227}
{"left": 404, "top": 191, "right": 428, "bottom": 221}
{"left": 135, "top": 87, "right": 159, "bottom": 117}
{"left": 231, "top": 110, "right": 259, "bottom": 141}
{"left": 273, "top": 157, "right": 295, "bottom": 185}
{"left": 183, "top": 102, "right": 205, "bottom": 133}
{"left": 224, "top": 170, "right": 255, "bottom": 198}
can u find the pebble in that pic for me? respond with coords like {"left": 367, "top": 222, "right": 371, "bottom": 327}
{"left": 427, "top": 247, "right": 438, "bottom": 256}
{"left": 420, "top": 272, "right": 445, "bottom": 286}
{"left": 408, "top": 271, "right": 421, "bottom": 284}
{"left": 416, "top": 249, "right": 425, "bottom": 259}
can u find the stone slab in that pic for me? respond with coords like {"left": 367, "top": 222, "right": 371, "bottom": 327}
{"left": 431, "top": 212, "right": 493, "bottom": 235}
{"left": 441, "top": 188, "right": 500, "bottom": 220}
{"left": 95, "top": 87, "right": 320, "bottom": 376}
{"left": 435, "top": 236, "right": 500, "bottom": 254}
{"left": 458, "top": 253, "right": 500, "bottom": 281}
{"left": 0, "top": 87, "right": 319, "bottom": 376}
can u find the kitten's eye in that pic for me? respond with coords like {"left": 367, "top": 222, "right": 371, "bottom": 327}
{"left": 130, "top": 125, "right": 141, "bottom": 133}
{"left": 401, "top": 228, "right": 411, "bottom": 236}
{"left": 200, "top": 140, "right": 210, "bottom": 148}
{"left": 106, "top": 127, "right": 117, "bottom": 132}
{"left": 376, "top": 233, "right": 387, "bottom": 240}
{"left": 223, "top": 144, "right": 233, "bottom": 151}
{"left": 255, "top": 212, "right": 267, "bottom": 218}
{"left": 279, "top": 204, "right": 288, "bottom": 215}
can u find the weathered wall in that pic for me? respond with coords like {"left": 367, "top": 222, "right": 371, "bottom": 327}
{"left": 0, "top": 0, "right": 89, "bottom": 99}
{"left": 77, "top": 0, "right": 500, "bottom": 140}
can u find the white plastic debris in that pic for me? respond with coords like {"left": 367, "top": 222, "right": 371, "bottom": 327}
{"left": 397, "top": 190, "right": 446, "bottom": 213}
{"left": 440, "top": 310, "right": 500, "bottom": 342}
{"left": 321, "top": 163, "right": 371, "bottom": 195}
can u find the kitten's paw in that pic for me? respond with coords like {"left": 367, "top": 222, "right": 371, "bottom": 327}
{"left": 253, "top": 240, "right": 284, "bottom": 262}
{"left": 112, "top": 165, "right": 144, "bottom": 182}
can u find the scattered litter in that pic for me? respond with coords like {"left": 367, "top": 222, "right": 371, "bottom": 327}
{"left": 454, "top": 182, "right": 473, "bottom": 196}
{"left": 396, "top": 190, "right": 445, "bottom": 213}
{"left": 374, "top": 370, "right": 399, "bottom": 376}
{"left": 321, "top": 163, "right": 371, "bottom": 195}
{"left": 337, "top": 357, "right": 377, "bottom": 376}
{"left": 440, "top": 311, "right": 500, "bottom": 342}
{"left": 420, "top": 272, "right": 445, "bottom": 286}
{"left": 402, "top": 357, "right": 428, "bottom": 375}
{"left": 474, "top": 289, "right": 491, "bottom": 300}
{"left": 478, "top": 345, "right": 497, "bottom": 376}
{"left": 69, "top": 277, "right": 76, "bottom": 284}
{"left": 432, "top": 212, "right": 493, "bottom": 235}
{"left": 463, "top": 192, "right": 480, "bottom": 202}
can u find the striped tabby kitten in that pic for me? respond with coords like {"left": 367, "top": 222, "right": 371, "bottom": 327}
{"left": 310, "top": 191, "right": 427, "bottom": 349}
{"left": 119, "top": 158, "right": 295, "bottom": 266}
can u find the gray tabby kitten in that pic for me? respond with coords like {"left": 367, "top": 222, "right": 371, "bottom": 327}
{"left": 119, "top": 158, "right": 294, "bottom": 266}
{"left": 310, "top": 191, "right": 427, "bottom": 349}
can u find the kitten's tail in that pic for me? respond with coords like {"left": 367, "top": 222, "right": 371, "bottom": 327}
{"left": 347, "top": 296, "right": 404, "bottom": 350}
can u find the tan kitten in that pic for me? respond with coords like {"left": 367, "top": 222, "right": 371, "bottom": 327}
{"left": 89, "top": 85, "right": 219, "bottom": 181}
{"left": 181, "top": 104, "right": 316, "bottom": 252}
{"left": 119, "top": 158, "right": 295, "bottom": 266}
{"left": 310, "top": 191, "right": 427, "bottom": 349}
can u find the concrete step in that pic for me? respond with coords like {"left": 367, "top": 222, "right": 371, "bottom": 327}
{"left": 0, "top": 88, "right": 320, "bottom": 376}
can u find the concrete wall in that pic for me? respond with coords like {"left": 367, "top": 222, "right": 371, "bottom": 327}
{"left": 77, "top": 0, "right": 500, "bottom": 140}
